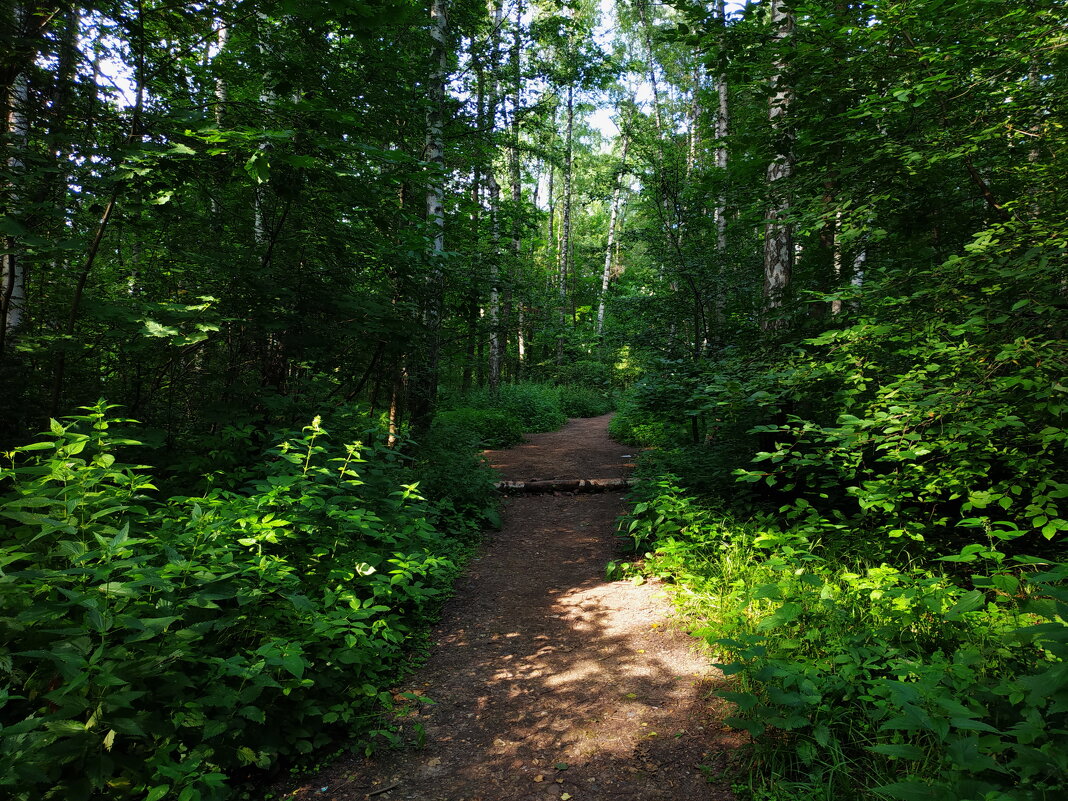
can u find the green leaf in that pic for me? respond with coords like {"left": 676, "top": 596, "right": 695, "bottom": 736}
{"left": 280, "top": 653, "right": 306, "bottom": 679}
{"left": 202, "top": 719, "right": 228, "bottom": 739}
{"left": 757, "top": 602, "right": 803, "bottom": 630}
{"left": 17, "top": 441, "right": 55, "bottom": 451}
{"left": 944, "top": 590, "right": 985, "bottom": 618}
{"left": 238, "top": 705, "right": 265, "bottom": 723}
{"left": 949, "top": 717, "right": 1000, "bottom": 733}
{"left": 874, "top": 781, "right": 944, "bottom": 800}
{"left": 142, "top": 320, "right": 180, "bottom": 338}
{"left": 868, "top": 744, "right": 926, "bottom": 760}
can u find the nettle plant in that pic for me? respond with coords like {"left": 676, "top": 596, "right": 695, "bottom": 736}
{"left": 0, "top": 404, "right": 465, "bottom": 800}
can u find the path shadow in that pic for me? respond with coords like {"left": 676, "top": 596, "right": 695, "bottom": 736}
{"left": 281, "top": 491, "right": 742, "bottom": 801}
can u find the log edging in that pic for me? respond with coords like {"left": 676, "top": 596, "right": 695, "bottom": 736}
{"left": 494, "top": 478, "right": 636, "bottom": 494}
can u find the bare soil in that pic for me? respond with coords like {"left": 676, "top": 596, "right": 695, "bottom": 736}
{"left": 277, "top": 414, "right": 741, "bottom": 801}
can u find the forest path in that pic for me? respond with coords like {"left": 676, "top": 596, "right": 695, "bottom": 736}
{"left": 280, "top": 414, "right": 739, "bottom": 801}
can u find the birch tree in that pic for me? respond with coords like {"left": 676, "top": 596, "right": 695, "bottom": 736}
{"left": 0, "top": 2, "right": 35, "bottom": 349}
{"left": 597, "top": 129, "right": 628, "bottom": 337}
{"left": 486, "top": 0, "right": 506, "bottom": 395}
{"left": 761, "top": 0, "right": 793, "bottom": 327}
{"left": 409, "top": 0, "right": 450, "bottom": 437}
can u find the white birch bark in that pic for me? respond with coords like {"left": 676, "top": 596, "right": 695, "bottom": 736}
{"left": 486, "top": 0, "right": 505, "bottom": 395}
{"left": 517, "top": 304, "right": 526, "bottom": 366}
{"left": 408, "top": 0, "right": 448, "bottom": 436}
{"left": 427, "top": 0, "right": 447, "bottom": 284}
{"left": 831, "top": 210, "right": 845, "bottom": 315}
{"left": 555, "top": 83, "right": 573, "bottom": 363}
{"left": 2, "top": 3, "right": 29, "bottom": 338}
{"left": 686, "top": 65, "right": 701, "bottom": 180}
{"left": 713, "top": 0, "right": 729, "bottom": 254}
{"left": 762, "top": 0, "right": 794, "bottom": 326}
{"left": 214, "top": 22, "right": 228, "bottom": 125}
{"left": 507, "top": 0, "right": 524, "bottom": 378}
{"left": 597, "top": 133, "right": 628, "bottom": 337}
{"left": 253, "top": 12, "right": 273, "bottom": 245}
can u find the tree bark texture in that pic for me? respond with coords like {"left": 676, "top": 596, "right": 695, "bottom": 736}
{"left": 555, "top": 84, "right": 573, "bottom": 363}
{"left": 597, "top": 133, "right": 628, "bottom": 337}
{"left": 409, "top": 0, "right": 449, "bottom": 440}
{"left": 762, "top": 0, "right": 794, "bottom": 327}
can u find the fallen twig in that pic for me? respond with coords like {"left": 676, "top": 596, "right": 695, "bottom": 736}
{"left": 367, "top": 781, "right": 401, "bottom": 797}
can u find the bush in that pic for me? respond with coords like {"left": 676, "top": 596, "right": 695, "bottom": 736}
{"left": 541, "top": 359, "right": 616, "bottom": 390}
{"left": 0, "top": 404, "right": 476, "bottom": 800}
{"left": 429, "top": 407, "right": 525, "bottom": 450}
{"left": 621, "top": 477, "right": 1068, "bottom": 801}
{"left": 415, "top": 412, "right": 504, "bottom": 538}
{"left": 556, "top": 385, "right": 614, "bottom": 418}
{"left": 608, "top": 395, "right": 686, "bottom": 448}
{"left": 464, "top": 382, "right": 565, "bottom": 432}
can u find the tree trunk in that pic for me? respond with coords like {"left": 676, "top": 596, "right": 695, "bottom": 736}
{"left": 409, "top": 0, "right": 449, "bottom": 440}
{"left": 597, "top": 132, "right": 628, "bottom": 338}
{"left": 485, "top": 0, "right": 505, "bottom": 396}
{"left": 762, "top": 0, "right": 794, "bottom": 329}
{"left": 711, "top": 1, "right": 729, "bottom": 339}
{"left": 556, "top": 84, "right": 573, "bottom": 364}
{"left": 505, "top": 0, "right": 523, "bottom": 381}
{"left": 1, "top": 2, "right": 35, "bottom": 350}
{"left": 1, "top": 59, "right": 28, "bottom": 340}
{"left": 713, "top": 0, "right": 729, "bottom": 255}
{"left": 253, "top": 12, "right": 273, "bottom": 246}
{"left": 686, "top": 65, "right": 701, "bottom": 180}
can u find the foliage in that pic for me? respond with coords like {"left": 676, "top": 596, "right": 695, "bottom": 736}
{"left": 556, "top": 385, "right": 614, "bottom": 418}
{"left": 538, "top": 359, "right": 617, "bottom": 390}
{"left": 429, "top": 408, "right": 525, "bottom": 450}
{"left": 608, "top": 394, "right": 687, "bottom": 449}
{"left": 462, "top": 383, "right": 567, "bottom": 433}
{"left": 621, "top": 477, "right": 1068, "bottom": 801}
{"left": 614, "top": 215, "right": 1066, "bottom": 801}
{"left": 415, "top": 412, "right": 504, "bottom": 539}
{"left": 0, "top": 404, "right": 477, "bottom": 800}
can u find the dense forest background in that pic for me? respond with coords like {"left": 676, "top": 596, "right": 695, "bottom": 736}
{"left": 1, "top": 0, "right": 1065, "bottom": 799}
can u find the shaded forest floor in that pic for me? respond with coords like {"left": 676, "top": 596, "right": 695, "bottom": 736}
{"left": 277, "top": 414, "right": 741, "bottom": 801}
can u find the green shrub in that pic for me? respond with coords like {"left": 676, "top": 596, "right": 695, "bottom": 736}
{"left": 541, "top": 359, "right": 616, "bottom": 390}
{"left": 608, "top": 395, "right": 686, "bottom": 447}
{"left": 429, "top": 407, "right": 524, "bottom": 450}
{"left": 413, "top": 451, "right": 501, "bottom": 542}
{"left": 0, "top": 404, "right": 474, "bottom": 800}
{"left": 464, "top": 383, "right": 565, "bottom": 433}
{"left": 556, "top": 385, "right": 614, "bottom": 418}
{"left": 621, "top": 476, "right": 1068, "bottom": 800}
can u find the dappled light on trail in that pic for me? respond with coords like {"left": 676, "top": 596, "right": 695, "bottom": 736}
{"left": 280, "top": 416, "right": 741, "bottom": 801}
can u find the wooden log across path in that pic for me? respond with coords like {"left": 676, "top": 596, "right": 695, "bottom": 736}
{"left": 494, "top": 478, "right": 636, "bottom": 493}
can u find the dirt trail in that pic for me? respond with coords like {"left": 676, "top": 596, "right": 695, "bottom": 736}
{"left": 280, "top": 414, "right": 739, "bottom": 801}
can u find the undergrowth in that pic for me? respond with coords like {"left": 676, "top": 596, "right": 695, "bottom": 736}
{"left": 0, "top": 403, "right": 494, "bottom": 800}
{"left": 621, "top": 478, "right": 1067, "bottom": 800}
{"left": 613, "top": 227, "right": 1068, "bottom": 800}
{"left": 446, "top": 379, "right": 615, "bottom": 435}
